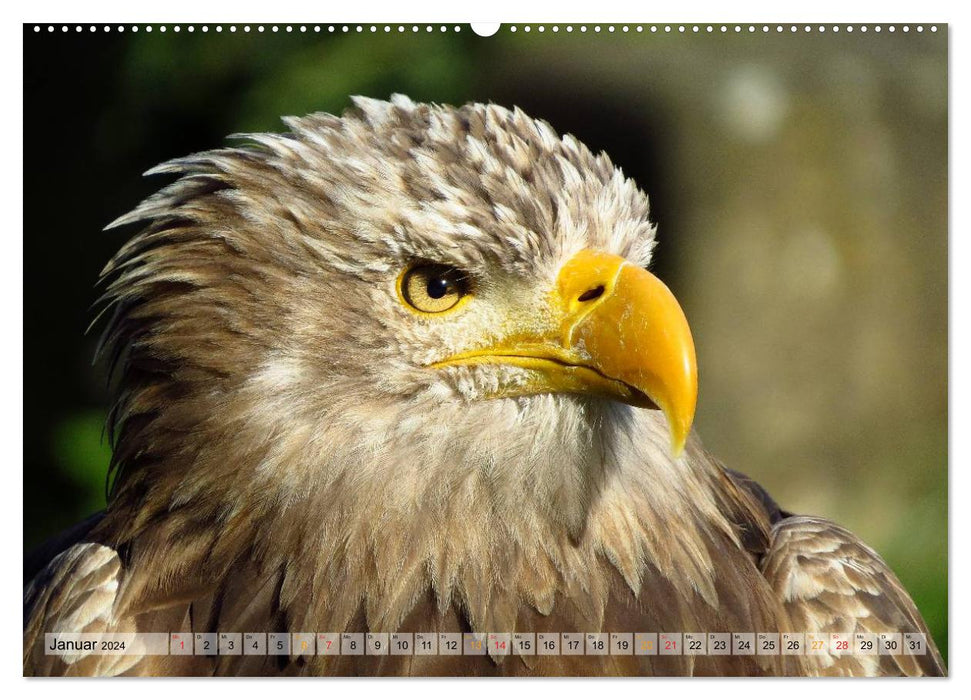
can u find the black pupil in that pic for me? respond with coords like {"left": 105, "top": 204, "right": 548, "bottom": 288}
{"left": 426, "top": 276, "right": 450, "bottom": 299}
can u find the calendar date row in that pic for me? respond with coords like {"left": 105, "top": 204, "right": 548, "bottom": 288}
{"left": 47, "top": 631, "right": 929, "bottom": 657}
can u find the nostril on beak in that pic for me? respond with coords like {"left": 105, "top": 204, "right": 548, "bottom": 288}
{"left": 577, "top": 285, "right": 605, "bottom": 303}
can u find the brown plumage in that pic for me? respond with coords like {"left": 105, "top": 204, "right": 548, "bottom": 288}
{"left": 24, "top": 95, "right": 944, "bottom": 676}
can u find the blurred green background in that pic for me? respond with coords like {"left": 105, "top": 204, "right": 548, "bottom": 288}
{"left": 23, "top": 24, "right": 947, "bottom": 662}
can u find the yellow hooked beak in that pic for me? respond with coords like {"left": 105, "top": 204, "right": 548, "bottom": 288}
{"left": 431, "top": 250, "right": 698, "bottom": 455}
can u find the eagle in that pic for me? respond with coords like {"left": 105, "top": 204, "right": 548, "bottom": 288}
{"left": 24, "top": 95, "right": 944, "bottom": 677}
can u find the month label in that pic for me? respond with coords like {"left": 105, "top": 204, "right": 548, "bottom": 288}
{"left": 44, "top": 633, "right": 168, "bottom": 657}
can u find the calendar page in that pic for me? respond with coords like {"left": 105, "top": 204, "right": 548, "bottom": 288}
{"left": 22, "top": 16, "right": 948, "bottom": 679}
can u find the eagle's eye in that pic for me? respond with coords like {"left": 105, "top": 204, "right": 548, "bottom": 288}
{"left": 398, "top": 263, "right": 470, "bottom": 314}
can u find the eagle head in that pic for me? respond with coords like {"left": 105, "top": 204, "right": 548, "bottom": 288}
{"left": 98, "top": 94, "right": 700, "bottom": 596}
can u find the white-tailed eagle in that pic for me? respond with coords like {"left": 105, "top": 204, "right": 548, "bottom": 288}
{"left": 24, "top": 96, "right": 944, "bottom": 677}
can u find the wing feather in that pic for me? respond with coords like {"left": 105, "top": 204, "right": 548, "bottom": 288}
{"left": 760, "top": 515, "right": 945, "bottom": 676}
{"left": 23, "top": 543, "right": 137, "bottom": 676}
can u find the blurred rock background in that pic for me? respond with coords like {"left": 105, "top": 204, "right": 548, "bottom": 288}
{"left": 23, "top": 24, "right": 947, "bottom": 661}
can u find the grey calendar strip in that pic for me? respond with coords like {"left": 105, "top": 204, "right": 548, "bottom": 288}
{"left": 45, "top": 631, "right": 929, "bottom": 657}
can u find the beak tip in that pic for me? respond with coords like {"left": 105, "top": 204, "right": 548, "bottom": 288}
{"left": 665, "top": 411, "right": 693, "bottom": 459}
